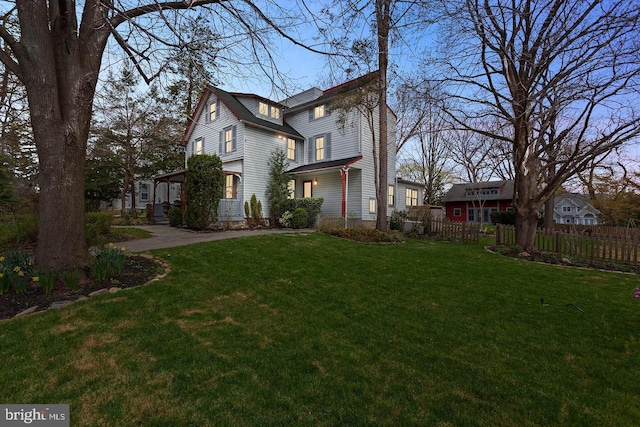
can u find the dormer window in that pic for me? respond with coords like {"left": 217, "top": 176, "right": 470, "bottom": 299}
{"left": 259, "top": 101, "right": 269, "bottom": 116}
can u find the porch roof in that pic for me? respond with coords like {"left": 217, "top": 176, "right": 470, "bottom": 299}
{"left": 287, "top": 156, "right": 362, "bottom": 175}
{"left": 153, "top": 169, "right": 242, "bottom": 184}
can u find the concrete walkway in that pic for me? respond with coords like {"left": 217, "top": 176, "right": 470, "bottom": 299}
{"left": 119, "top": 225, "right": 311, "bottom": 252}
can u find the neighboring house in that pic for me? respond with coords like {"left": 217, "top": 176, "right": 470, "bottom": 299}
{"left": 552, "top": 193, "right": 600, "bottom": 225}
{"left": 395, "top": 178, "right": 425, "bottom": 211}
{"left": 105, "top": 180, "right": 181, "bottom": 214}
{"left": 443, "top": 180, "right": 514, "bottom": 224}
{"left": 174, "top": 72, "right": 422, "bottom": 226}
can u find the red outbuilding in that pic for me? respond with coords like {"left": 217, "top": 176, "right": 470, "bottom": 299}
{"left": 443, "top": 180, "right": 514, "bottom": 224}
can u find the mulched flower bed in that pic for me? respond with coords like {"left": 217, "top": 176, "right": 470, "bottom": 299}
{"left": 487, "top": 245, "right": 640, "bottom": 274}
{"left": 0, "top": 255, "right": 161, "bottom": 321}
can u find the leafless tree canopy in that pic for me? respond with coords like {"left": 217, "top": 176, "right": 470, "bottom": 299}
{"left": 0, "top": 0, "right": 329, "bottom": 269}
{"left": 436, "top": 0, "right": 640, "bottom": 250}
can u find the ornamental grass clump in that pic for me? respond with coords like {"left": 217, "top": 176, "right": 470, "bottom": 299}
{"left": 61, "top": 270, "right": 81, "bottom": 291}
{"left": 90, "top": 243, "right": 127, "bottom": 281}
{"left": 34, "top": 268, "right": 57, "bottom": 294}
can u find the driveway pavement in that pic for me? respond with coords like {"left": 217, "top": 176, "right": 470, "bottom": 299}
{"left": 119, "top": 225, "right": 311, "bottom": 252}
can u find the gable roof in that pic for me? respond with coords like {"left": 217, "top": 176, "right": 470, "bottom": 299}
{"left": 443, "top": 180, "right": 514, "bottom": 203}
{"left": 180, "top": 86, "right": 303, "bottom": 145}
{"left": 553, "top": 193, "right": 601, "bottom": 215}
{"left": 283, "top": 71, "right": 379, "bottom": 114}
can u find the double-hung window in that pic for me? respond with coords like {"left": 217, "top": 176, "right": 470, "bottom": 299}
{"left": 315, "top": 136, "right": 325, "bottom": 161}
{"left": 406, "top": 189, "right": 418, "bottom": 207}
{"left": 311, "top": 104, "right": 326, "bottom": 120}
{"left": 206, "top": 99, "right": 219, "bottom": 122}
{"left": 258, "top": 101, "right": 281, "bottom": 119}
{"left": 287, "top": 138, "right": 296, "bottom": 160}
{"left": 194, "top": 137, "right": 204, "bottom": 155}
{"left": 388, "top": 185, "right": 395, "bottom": 206}
{"left": 308, "top": 133, "right": 331, "bottom": 162}
{"left": 219, "top": 126, "right": 237, "bottom": 155}
{"left": 224, "top": 175, "right": 237, "bottom": 199}
{"left": 139, "top": 183, "right": 149, "bottom": 201}
{"left": 369, "top": 198, "right": 377, "bottom": 214}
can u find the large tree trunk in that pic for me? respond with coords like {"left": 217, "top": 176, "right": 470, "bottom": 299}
{"left": 33, "top": 121, "right": 89, "bottom": 269}
{"left": 14, "top": 0, "right": 109, "bottom": 269}
{"left": 375, "top": 0, "right": 390, "bottom": 232}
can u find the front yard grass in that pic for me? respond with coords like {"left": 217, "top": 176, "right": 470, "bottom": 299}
{"left": 1, "top": 233, "right": 638, "bottom": 426}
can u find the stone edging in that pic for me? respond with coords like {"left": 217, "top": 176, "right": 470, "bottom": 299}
{"left": 9, "top": 254, "right": 171, "bottom": 320}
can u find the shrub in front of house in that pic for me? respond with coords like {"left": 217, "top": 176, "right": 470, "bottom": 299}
{"left": 290, "top": 208, "right": 308, "bottom": 229}
{"left": 490, "top": 210, "right": 516, "bottom": 225}
{"left": 390, "top": 209, "right": 408, "bottom": 231}
{"left": 85, "top": 211, "right": 114, "bottom": 244}
{"left": 185, "top": 154, "right": 224, "bottom": 230}
{"left": 282, "top": 197, "right": 323, "bottom": 228}
{"left": 168, "top": 206, "right": 183, "bottom": 227}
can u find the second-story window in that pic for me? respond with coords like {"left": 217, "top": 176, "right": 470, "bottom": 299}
{"left": 313, "top": 104, "right": 325, "bottom": 119}
{"left": 315, "top": 136, "right": 325, "bottom": 161}
{"left": 287, "top": 138, "right": 296, "bottom": 160}
{"left": 270, "top": 107, "right": 280, "bottom": 119}
{"left": 308, "top": 133, "right": 331, "bottom": 162}
{"left": 225, "top": 128, "right": 234, "bottom": 153}
{"left": 219, "top": 126, "right": 237, "bottom": 154}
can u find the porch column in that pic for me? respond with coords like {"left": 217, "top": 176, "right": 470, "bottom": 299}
{"left": 341, "top": 166, "right": 350, "bottom": 229}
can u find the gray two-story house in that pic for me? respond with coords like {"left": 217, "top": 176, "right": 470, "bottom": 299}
{"left": 179, "top": 72, "right": 422, "bottom": 226}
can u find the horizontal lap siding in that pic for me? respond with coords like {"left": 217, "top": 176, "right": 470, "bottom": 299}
{"left": 243, "top": 126, "right": 291, "bottom": 219}
{"left": 187, "top": 93, "right": 244, "bottom": 161}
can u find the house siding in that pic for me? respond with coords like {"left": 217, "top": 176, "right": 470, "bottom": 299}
{"left": 175, "top": 73, "right": 415, "bottom": 225}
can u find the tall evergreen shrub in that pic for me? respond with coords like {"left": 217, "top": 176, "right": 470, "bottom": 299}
{"left": 184, "top": 154, "right": 224, "bottom": 230}
{"left": 265, "top": 149, "right": 291, "bottom": 225}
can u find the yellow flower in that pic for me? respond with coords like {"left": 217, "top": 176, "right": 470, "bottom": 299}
{"left": 0, "top": 273, "right": 4, "bottom": 278}
{"left": 120, "top": 247, "right": 126, "bottom": 252}
{"left": 108, "top": 242, "right": 115, "bottom": 248}
{"left": 0, "top": 256, "right": 5, "bottom": 262}
{"left": 13, "top": 266, "right": 21, "bottom": 272}
{"left": 18, "top": 271, "right": 24, "bottom": 277}
{"left": 32, "top": 276, "right": 39, "bottom": 282}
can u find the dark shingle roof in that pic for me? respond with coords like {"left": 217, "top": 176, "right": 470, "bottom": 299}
{"left": 443, "top": 180, "right": 514, "bottom": 203}
{"left": 212, "top": 87, "right": 303, "bottom": 139}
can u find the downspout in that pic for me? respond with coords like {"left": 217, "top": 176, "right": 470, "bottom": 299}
{"left": 341, "top": 166, "right": 350, "bottom": 229}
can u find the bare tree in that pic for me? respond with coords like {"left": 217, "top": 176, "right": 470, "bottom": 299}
{"left": 311, "top": 0, "right": 434, "bottom": 231}
{"left": 437, "top": 0, "right": 640, "bottom": 251}
{"left": 448, "top": 127, "right": 502, "bottom": 226}
{"left": 394, "top": 80, "right": 452, "bottom": 205}
{"left": 0, "top": 0, "right": 323, "bottom": 269}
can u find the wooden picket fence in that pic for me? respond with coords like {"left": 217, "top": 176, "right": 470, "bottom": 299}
{"left": 496, "top": 224, "right": 640, "bottom": 266}
{"left": 407, "top": 217, "right": 480, "bottom": 244}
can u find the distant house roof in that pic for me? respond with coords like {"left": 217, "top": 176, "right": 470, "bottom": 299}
{"left": 288, "top": 156, "right": 362, "bottom": 174}
{"left": 442, "top": 180, "right": 514, "bottom": 203}
{"left": 553, "top": 193, "right": 601, "bottom": 215}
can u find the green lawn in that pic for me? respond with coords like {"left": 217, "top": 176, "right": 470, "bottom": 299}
{"left": 1, "top": 233, "right": 638, "bottom": 426}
